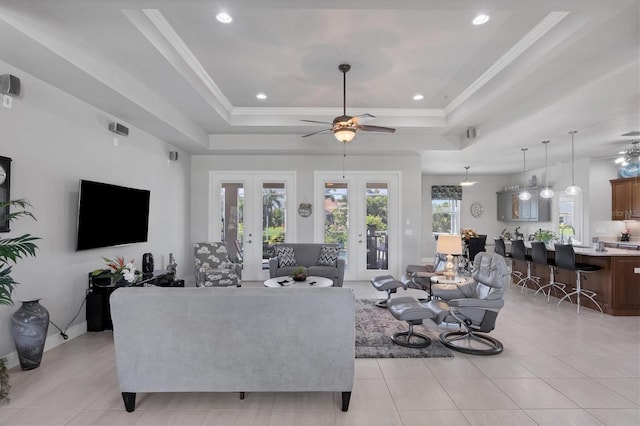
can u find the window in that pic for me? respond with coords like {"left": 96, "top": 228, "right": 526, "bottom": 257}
{"left": 431, "top": 185, "right": 462, "bottom": 235}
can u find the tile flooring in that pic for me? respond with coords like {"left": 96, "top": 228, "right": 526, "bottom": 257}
{"left": 1, "top": 280, "right": 639, "bottom": 425}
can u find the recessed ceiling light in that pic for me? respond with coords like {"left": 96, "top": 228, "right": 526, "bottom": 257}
{"left": 256, "top": 93, "right": 267, "bottom": 100}
{"left": 216, "top": 12, "right": 232, "bottom": 24}
{"left": 413, "top": 94, "right": 424, "bottom": 101}
{"left": 472, "top": 14, "right": 490, "bottom": 25}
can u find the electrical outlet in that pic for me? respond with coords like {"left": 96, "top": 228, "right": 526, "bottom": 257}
{"left": 2, "top": 95, "right": 12, "bottom": 109}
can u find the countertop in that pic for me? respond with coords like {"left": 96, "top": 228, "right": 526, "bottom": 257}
{"left": 504, "top": 240, "right": 640, "bottom": 257}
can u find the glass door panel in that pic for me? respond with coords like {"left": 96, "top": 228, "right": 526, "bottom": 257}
{"left": 220, "top": 183, "right": 244, "bottom": 262}
{"left": 262, "top": 182, "right": 286, "bottom": 270}
{"left": 365, "top": 183, "right": 389, "bottom": 270}
{"left": 324, "top": 182, "right": 349, "bottom": 269}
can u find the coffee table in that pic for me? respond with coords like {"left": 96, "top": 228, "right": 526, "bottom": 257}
{"left": 264, "top": 276, "right": 333, "bottom": 288}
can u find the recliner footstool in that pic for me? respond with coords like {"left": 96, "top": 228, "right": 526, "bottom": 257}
{"left": 387, "top": 297, "right": 434, "bottom": 348}
{"left": 370, "top": 275, "right": 404, "bottom": 307}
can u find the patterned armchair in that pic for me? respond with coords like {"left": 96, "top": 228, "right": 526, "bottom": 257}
{"left": 194, "top": 242, "right": 242, "bottom": 287}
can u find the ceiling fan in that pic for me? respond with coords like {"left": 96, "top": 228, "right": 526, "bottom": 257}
{"left": 301, "top": 64, "right": 396, "bottom": 143}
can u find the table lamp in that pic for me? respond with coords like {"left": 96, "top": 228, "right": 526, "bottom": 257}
{"left": 436, "top": 235, "right": 463, "bottom": 279}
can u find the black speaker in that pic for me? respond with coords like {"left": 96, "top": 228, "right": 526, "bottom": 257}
{"left": 86, "top": 293, "right": 103, "bottom": 332}
{"left": 0, "top": 74, "right": 20, "bottom": 96}
{"left": 108, "top": 122, "right": 129, "bottom": 136}
{"left": 142, "top": 253, "right": 154, "bottom": 273}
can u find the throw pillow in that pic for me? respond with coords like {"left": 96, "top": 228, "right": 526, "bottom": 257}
{"left": 318, "top": 245, "right": 339, "bottom": 266}
{"left": 276, "top": 246, "right": 297, "bottom": 267}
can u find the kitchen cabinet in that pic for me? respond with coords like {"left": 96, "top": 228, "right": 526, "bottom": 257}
{"left": 496, "top": 188, "right": 551, "bottom": 222}
{"left": 611, "top": 177, "right": 640, "bottom": 220}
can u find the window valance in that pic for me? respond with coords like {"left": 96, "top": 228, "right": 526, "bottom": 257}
{"left": 431, "top": 185, "right": 462, "bottom": 201}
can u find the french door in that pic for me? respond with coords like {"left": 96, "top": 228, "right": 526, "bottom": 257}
{"left": 210, "top": 172, "right": 295, "bottom": 281}
{"left": 315, "top": 172, "right": 400, "bottom": 281}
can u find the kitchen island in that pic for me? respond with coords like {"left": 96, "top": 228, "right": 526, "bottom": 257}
{"left": 508, "top": 243, "right": 640, "bottom": 315}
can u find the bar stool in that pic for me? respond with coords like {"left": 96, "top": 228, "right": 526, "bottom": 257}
{"left": 494, "top": 238, "right": 515, "bottom": 280}
{"left": 530, "top": 242, "right": 571, "bottom": 303}
{"left": 554, "top": 244, "right": 603, "bottom": 315}
{"left": 510, "top": 240, "right": 542, "bottom": 294}
{"left": 493, "top": 237, "right": 510, "bottom": 258}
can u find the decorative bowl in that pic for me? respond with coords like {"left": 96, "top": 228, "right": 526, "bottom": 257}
{"left": 292, "top": 273, "right": 306, "bottom": 282}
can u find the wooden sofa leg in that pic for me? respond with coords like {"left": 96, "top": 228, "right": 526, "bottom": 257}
{"left": 239, "top": 392, "right": 245, "bottom": 399}
{"left": 122, "top": 392, "right": 136, "bottom": 412}
{"left": 341, "top": 391, "right": 351, "bottom": 411}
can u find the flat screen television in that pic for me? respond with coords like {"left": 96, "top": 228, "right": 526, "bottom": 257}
{"left": 76, "top": 179, "right": 150, "bottom": 251}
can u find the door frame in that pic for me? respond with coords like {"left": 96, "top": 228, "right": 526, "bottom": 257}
{"left": 210, "top": 171, "right": 296, "bottom": 281}
{"left": 314, "top": 171, "right": 400, "bottom": 281}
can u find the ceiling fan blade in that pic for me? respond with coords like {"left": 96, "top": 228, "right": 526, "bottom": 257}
{"left": 301, "top": 119, "right": 334, "bottom": 125}
{"left": 302, "top": 128, "right": 332, "bottom": 138}
{"left": 358, "top": 125, "right": 396, "bottom": 134}
{"left": 351, "top": 113, "right": 375, "bottom": 124}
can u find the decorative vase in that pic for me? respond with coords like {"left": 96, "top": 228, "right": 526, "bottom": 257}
{"left": 11, "top": 299, "right": 49, "bottom": 370}
{"left": 292, "top": 273, "right": 306, "bottom": 282}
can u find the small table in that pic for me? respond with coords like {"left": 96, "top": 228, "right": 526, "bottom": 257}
{"left": 264, "top": 276, "right": 333, "bottom": 288}
{"left": 430, "top": 275, "right": 473, "bottom": 300}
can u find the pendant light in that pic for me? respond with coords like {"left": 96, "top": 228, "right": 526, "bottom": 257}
{"left": 539, "top": 140, "right": 554, "bottom": 199}
{"left": 460, "top": 166, "right": 476, "bottom": 186}
{"left": 565, "top": 130, "right": 581, "bottom": 196}
{"left": 519, "top": 148, "right": 531, "bottom": 201}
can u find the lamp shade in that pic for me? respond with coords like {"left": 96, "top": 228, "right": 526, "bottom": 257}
{"left": 436, "top": 234, "right": 463, "bottom": 255}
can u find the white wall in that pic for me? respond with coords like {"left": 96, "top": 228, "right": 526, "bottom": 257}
{"left": 0, "top": 61, "right": 191, "bottom": 360}
{"left": 191, "top": 154, "right": 423, "bottom": 278}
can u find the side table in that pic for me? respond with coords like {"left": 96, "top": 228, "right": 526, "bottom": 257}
{"left": 429, "top": 275, "right": 473, "bottom": 300}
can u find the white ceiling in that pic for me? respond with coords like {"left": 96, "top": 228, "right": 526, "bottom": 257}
{"left": 0, "top": 0, "right": 638, "bottom": 175}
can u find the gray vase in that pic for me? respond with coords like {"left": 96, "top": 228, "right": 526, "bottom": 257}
{"left": 11, "top": 299, "right": 49, "bottom": 370}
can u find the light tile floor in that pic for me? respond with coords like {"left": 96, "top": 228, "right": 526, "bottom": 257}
{"left": 2, "top": 280, "right": 639, "bottom": 425}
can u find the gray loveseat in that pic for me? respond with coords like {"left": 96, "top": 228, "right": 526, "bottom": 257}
{"left": 269, "top": 243, "right": 345, "bottom": 287}
{"left": 110, "top": 287, "right": 355, "bottom": 412}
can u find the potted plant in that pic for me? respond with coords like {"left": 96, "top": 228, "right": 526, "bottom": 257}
{"left": 533, "top": 228, "right": 557, "bottom": 244}
{"left": 91, "top": 256, "right": 141, "bottom": 286}
{"left": 291, "top": 266, "right": 306, "bottom": 282}
{"left": 0, "top": 200, "right": 40, "bottom": 404}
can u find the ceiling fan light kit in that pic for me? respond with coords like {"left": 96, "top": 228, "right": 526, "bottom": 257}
{"left": 565, "top": 130, "right": 581, "bottom": 196}
{"left": 301, "top": 64, "right": 396, "bottom": 143}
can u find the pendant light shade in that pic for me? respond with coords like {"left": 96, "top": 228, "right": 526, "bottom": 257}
{"left": 460, "top": 166, "right": 476, "bottom": 186}
{"left": 519, "top": 148, "right": 531, "bottom": 201}
{"left": 565, "top": 130, "right": 581, "bottom": 196}
{"left": 540, "top": 140, "right": 554, "bottom": 199}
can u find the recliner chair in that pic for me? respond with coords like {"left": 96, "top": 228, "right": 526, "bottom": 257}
{"left": 425, "top": 252, "right": 509, "bottom": 355}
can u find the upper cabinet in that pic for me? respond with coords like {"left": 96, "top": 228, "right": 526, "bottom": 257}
{"left": 611, "top": 178, "right": 640, "bottom": 220}
{"left": 497, "top": 188, "right": 551, "bottom": 222}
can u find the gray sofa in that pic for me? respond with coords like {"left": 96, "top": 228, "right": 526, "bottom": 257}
{"left": 269, "top": 243, "right": 345, "bottom": 287}
{"left": 110, "top": 287, "right": 355, "bottom": 412}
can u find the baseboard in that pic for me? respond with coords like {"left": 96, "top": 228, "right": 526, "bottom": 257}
{"left": 3, "top": 321, "right": 87, "bottom": 369}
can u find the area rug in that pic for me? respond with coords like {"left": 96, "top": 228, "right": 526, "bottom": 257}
{"left": 355, "top": 299, "right": 454, "bottom": 358}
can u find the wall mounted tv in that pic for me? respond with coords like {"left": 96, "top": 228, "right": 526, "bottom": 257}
{"left": 76, "top": 179, "right": 150, "bottom": 251}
